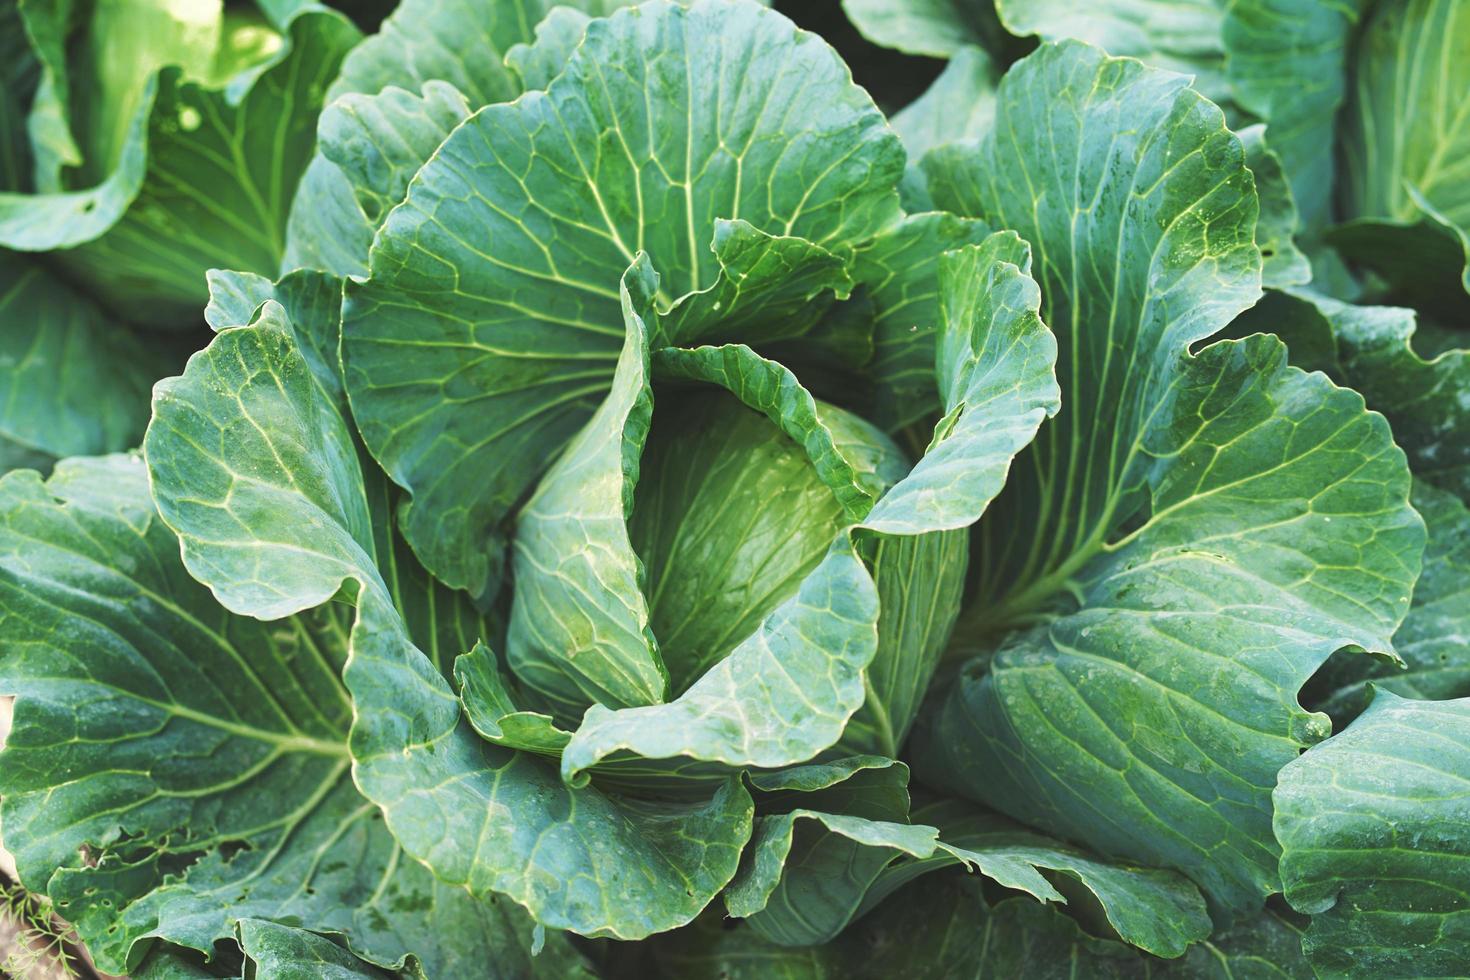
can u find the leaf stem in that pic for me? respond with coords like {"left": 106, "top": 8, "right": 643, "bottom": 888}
{"left": 862, "top": 673, "right": 898, "bottom": 759}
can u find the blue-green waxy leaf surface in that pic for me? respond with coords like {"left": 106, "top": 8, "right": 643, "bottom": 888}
{"left": 994, "top": 0, "right": 1234, "bottom": 102}
{"left": 284, "top": 80, "right": 472, "bottom": 278}
{"left": 1312, "top": 480, "right": 1470, "bottom": 718}
{"left": 1275, "top": 690, "right": 1470, "bottom": 977}
{"left": 1236, "top": 125, "right": 1311, "bottom": 289}
{"left": 1256, "top": 284, "right": 1470, "bottom": 765}
{"left": 142, "top": 268, "right": 755, "bottom": 941}
{"left": 201, "top": 266, "right": 346, "bottom": 401}
{"left": 129, "top": 945, "right": 224, "bottom": 980}
{"left": 849, "top": 0, "right": 1366, "bottom": 231}
{"left": 985, "top": 0, "right": 1366, "bottom": 231}
{"left": 325, "top": 0, "right": 625, "bottom": 106}
{"left": 506, "top": 7, "right": 599, "bottom": 92}
{"left": 283, "top": 0, "right": 645, "bottom": 278}
{"left": 1220, "top": 0, "right": 1368, "bottom": 233}
{"left": 0, "top": 455, "right": 590, "bottom": 978}
{"left": 1265, "top": 289, "right": 1470, "bottom": 501}
{"left": 454, "top": 641, "right": 572, "bottom": 757}
{"left": 340, "top": 0, "right": 904, "bottom": 598}
{"left": 914, "top": 40, "right": 1425, "bottom": 915}
{"left": 888, "top": 45, "right": 998, "bottom": 181}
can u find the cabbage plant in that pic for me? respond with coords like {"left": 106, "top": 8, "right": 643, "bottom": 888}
{"left": 0, "top": 0, "right": 361, "bottom": 473}
{"left": 0, "top": 0, "right": 361, "bottom": 318}
{"left": 0, "top": 0, "right": 1467, "bottom": 977}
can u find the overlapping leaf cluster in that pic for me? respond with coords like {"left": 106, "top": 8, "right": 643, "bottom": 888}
{"left": 0, "top": 0, "right": 1466, "bottom": 976}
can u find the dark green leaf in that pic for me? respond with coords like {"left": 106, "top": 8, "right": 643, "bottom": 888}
{"left": 0, "top": 10, "right": 360, "bottom": 321}
{"left": 1237, "top": 125, "right": 1310, "bottom": 289}
{"left": 238, "top": 922, "right": 391, "bottom": 980}
{"left": 0, "top": 455, "right": 588, "bottom": 977}
{"left": 1334, "top": 0, "right": 1470, "bottom": 310}
{"left": 1312, "top": 481, "right": 1470, "bottom": 718}
{"left": 0, "top": 255, "right": 162, "bottom": 472}
{"left": 1275, "top": 690, "right": 1470, "bottom": 976}
{"left": 917, "top": 41, "right": 1423, "bottom": 915}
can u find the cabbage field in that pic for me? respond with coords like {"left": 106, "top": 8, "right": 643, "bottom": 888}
{"left": 0, "top": 0, "right": 1466, "bottom": 976}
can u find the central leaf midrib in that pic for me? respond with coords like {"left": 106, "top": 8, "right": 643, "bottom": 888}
{"left": 27, "top": 670, "right": 351, "bottom": 758}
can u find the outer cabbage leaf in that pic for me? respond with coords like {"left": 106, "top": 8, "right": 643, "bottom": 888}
{"left": 989, "top": 0, "right": 1370, "bottom": 232}
{"left": 1311, "top": 481, "right": 1470, "bottom": 717}
{"left": 547, "top": 233, "right": 1059, "bottom": 781}
{"left": 326, "top": 0, "right": 589, "bottom": 105}
{"left": 925, "top": 336, "right": 1423, "bottom": 914}
{"left": 1333, "top": 0, "right": 1470, "bottom": 311}
{"left": 1237, "top": 125, "right": 1310, "bottom": 289}
{"left": 995, "top": 0, "right": 1232, "bottom": 103}
{"left": 281, "top": 152, "right": 376, "bottom": 277}
{"left": 1258, "top": 291, "right": 1470, "bottom": 719}
{"left": 0, "top": 456, "right": 590, "bottom": 978}
{"left": 874, "top": 799, "right": 1211, "bottom": 956}
{"left": 924, "top": 41, "right": 1266, "bottom": 606}
{"left": 505, "top": 6, "right": 597, "bottom": 92}
{"left": 914, "top": 40, "right": 1424, "bottom": 915}
{"left": 1221, "top": 0, "right": 1367, "bottom": 231}
{"left": 0, "top": 7, "right": 360, "bottom": 322}
{"left": 724, "top": 760, "right": 1210, "bottom": 956}
{"left": 238, "top": 922, "right": 390, "bottom": 980}
{"left": 889, "top": 45, "right": 998, "bottom": 163}
{"left": 887, "top": 46, "right": 997, "bottom": 211}
{"left": 656, "top": 887, "right": 1138, "bottom": 979}
{"left": 130, "top": 945, "right": 228, "bottom": 980}
{"left": 851, "top": 210, "right": 992, "bottom": 431}
{"left": 286, "top": 80, "right": 472, "bottom": 278}
{"left": 1154, "top": 909, "right": 1313, "bottom": 978}
{"left": 0, "top": 255, "right": 163, "bottom": 472}
{"left": 202, "top": 267, "right": 345, "bottom": 401}
{"left": 657, "top": 874, "right": 1305, "bottom": 979}
{"left": 283, "top": 0, "right": 643, "bottom": 277}
{"left": 143, "top": 263, "right": 754, "bottom": 940}
{"left": 850, "top": 0, "right": 1365, "bottom": 232}
{"left": 1274, "top": 690, "right": 1470, "bottom": 976}
{"left": 839, "top": 0, "right": 1010, "bottom": 59}
{"left": 1267, "top": 290, "right": 1470, "bottom": 499}
{"left": 453, "top": 641, "right": 572, "bottom": 757}
{"left": 0, "top": 0, "right": 40, "bottom": 193}
{"left": 340, "top": 0, "right": 904, "bottom": 597}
